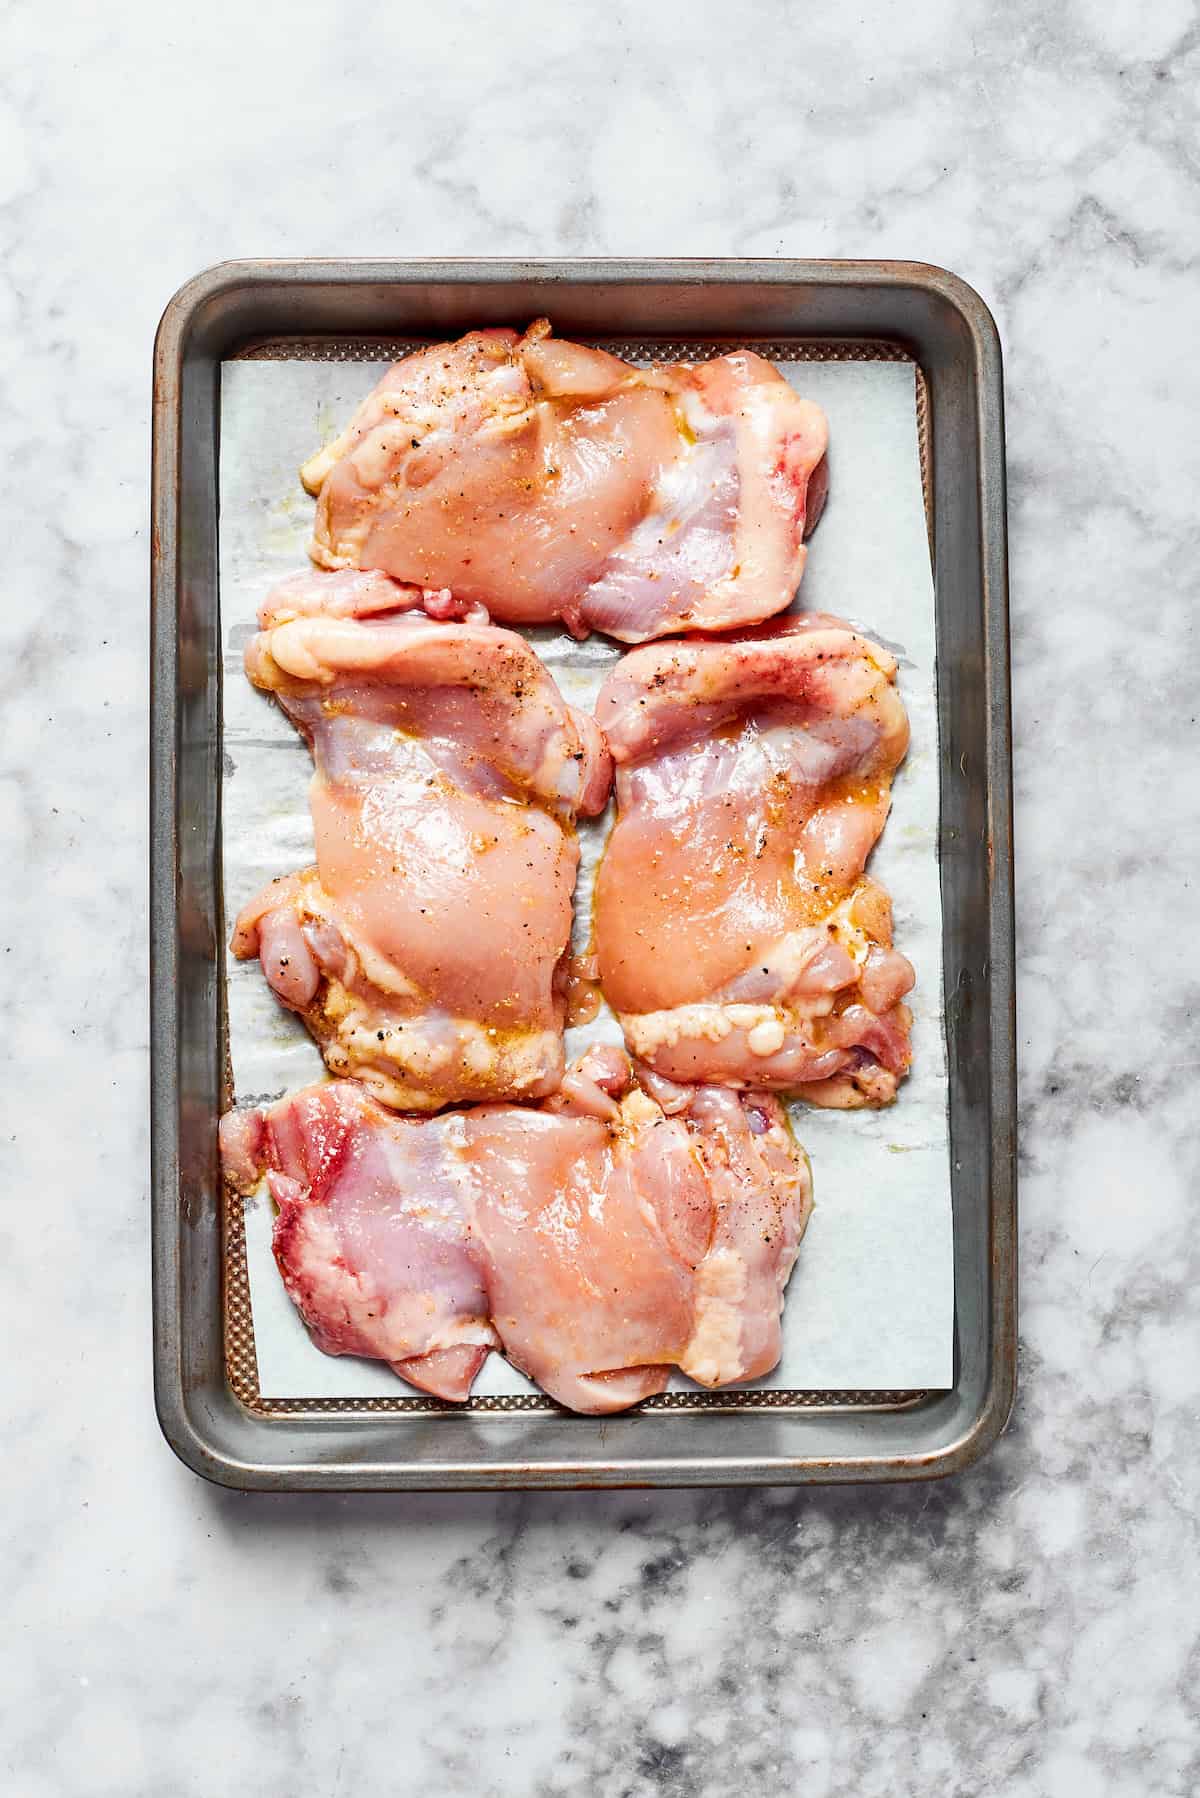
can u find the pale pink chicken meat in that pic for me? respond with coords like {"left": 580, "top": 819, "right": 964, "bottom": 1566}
{"left": 231, "top": 573, "right": 611, "bottom": 1110}
{"left": 219, "top": 1050, "right": 813, "bottom": 1412}
{"left": 301, "top": 320, "right": 827, "bottom": 644}
{"left": 219, "top": 1083, "right": 497, "bottom": 1402}
{"left": 593, "top": 615, "right": 916, "bottom": 1106}
{"left": 255, "top": 564, "right": 489, "bottom": 627}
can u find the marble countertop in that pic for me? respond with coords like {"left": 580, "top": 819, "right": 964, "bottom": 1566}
{"left": 5, "top": 1, "right": 1198, "bottom": 1792}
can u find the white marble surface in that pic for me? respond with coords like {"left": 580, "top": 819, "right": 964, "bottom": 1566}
{"left": 3, "top": 1, "right": 1198, "bottom": 1792}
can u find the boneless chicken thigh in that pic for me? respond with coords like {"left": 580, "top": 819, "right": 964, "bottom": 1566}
{"left": 301, "top": 321, "right": 827, "bottom": 643}
{"left": 470, "top": 1053, "right": 811, "bottom": 1409}
{"left": 231, "top": 572, "right": 611, "bottom": 1110}
{"left": 220, "top": 1050, "right": 812, "bottom": 1413}
{"left": 593, "top": 616, "right": 916, "bottom": 1106}
{"left": 219, "top": 1082, "right": 497, "bottom": 1403}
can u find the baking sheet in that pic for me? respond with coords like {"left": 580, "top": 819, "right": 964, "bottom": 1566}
{"left": 219, "top": 350, "right": 954, "bottom": 1398}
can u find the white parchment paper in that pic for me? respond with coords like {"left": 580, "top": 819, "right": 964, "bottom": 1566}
{"left": 219, "top": 353, "right": 954, "bottom": 1397}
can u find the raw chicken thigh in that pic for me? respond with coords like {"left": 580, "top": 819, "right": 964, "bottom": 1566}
{"left": 472, "top": 1051, "right": 811, "bottom": 1409}
{"left": 301, "top": 320, "right": 827, "bottom": 644}
{"left": 219, "top": 1082, "right": 497, "bottom": 1402}
{"left": 219, "top": 1049, "right": 813, "bottom": 1413}
{"left": 231, "top": 572, "right": 611, "bottom": 1111}
{"left": 252, "top": 564, "right": 488, "bottom": 626}
{"left": 593, "top": 615, "right": 916, "bottom": 1106}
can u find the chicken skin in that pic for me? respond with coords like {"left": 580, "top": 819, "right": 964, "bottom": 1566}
{"left": 230, "top": 572, "right": 611, "bottom": 1111}
{"left": 301, "top": 321, "right": 827, "bottom": 644}
{"left": 593, "top": 615, "right": 916, "bottom": 1107}
{"left": 219, "top": 1081, "right": 497, "bottom": 1403}
{"left": 220, "top": 1049, "right": 812, "bottom": 1412}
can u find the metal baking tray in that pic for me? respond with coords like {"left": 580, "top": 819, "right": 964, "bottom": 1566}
{"left": 151, "top": 259, "right": 1015, "bottom": 1490}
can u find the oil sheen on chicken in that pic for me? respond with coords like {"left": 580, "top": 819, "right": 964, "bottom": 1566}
{"left": 592, "top": 615, "right": 916, "bottom": 1107}
{"left": 219, "top": 1048, "right": 813, "bottom": 1412}
{"left": 230, "top": 570, "right": 611, "bottom": 1111}
{"left": 301, "top": 320, "right": 828, "bottom": 644}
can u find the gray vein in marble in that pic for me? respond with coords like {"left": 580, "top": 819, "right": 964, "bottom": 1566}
{"left": 2, "top": 0, "right": 1199, "bottom": 1791}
